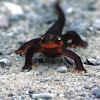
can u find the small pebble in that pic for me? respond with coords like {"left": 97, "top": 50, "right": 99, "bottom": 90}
{"left": 0, "top": 58, "right": 11, "bottom": 68}
{"left": 93, "top": 88, "right": 100, "bottom": 98}
{"left": 75, "top": 86, "right": 83, "bottom": 91}
{"left": 21, "top": 95, "right": 26, "bottom": 99}
{"left": 84, "top": 86, "right": 91, "bottom": 90}
{"left": 26, "top": 72, "right": 33, "bottom": 76}
{"left": 83, "top": 97, "right": 94, "bottom": 100}
{"left": 64, "top": 5, "right": 74, "bottom": 14}
{"left": 98, "top": 75, "right": 100, "bottom": 79}
{"left": 87, "top": 6, "right": 96, "bottom": 11}
{"left": 56, "top": 65, "right": 67, "bottom": 73}
{"left": 30, "top": 93, "right": 55, "bottom": 99}
{"left": 11, "top": 97, "right": 16, "bottom": 100}
{"left": 79, "top": 93, "right": 86, "bottom": 97}
{"left": 8, "top": 93, "right": 13, "bottom": 97}
{"left": 29, "top": 90, "right": 36, "bottom": 94}
{"left": 36, "top": 72, "right": 42, "bottom": 76}
{"left": 39, "top": 77, "right": 52, "bottom": 82}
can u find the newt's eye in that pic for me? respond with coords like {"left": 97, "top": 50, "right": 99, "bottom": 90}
{"left": 58, "top": 37, "right": 61, "bottom": 41}
{"left": 41, "top": 37, "right": 44, "bottom": 40}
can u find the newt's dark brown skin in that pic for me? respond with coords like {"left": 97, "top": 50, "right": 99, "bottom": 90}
{"left": 14, "top": 1, "right": 88, "bottom": 72}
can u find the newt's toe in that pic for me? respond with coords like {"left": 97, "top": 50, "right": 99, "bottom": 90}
{"left": 14, "top": 50, "right": 26, "bottom": 56}
{"left": 73, "top": 69, "right": 87, "bottom": 73}
{"left": 71, "top": 41, "right": 88, "bottom": 48}
{"left": 81, "top": 41, "right": 88, "bottom": 48}
{"left": 22, "top": 65, "right": 32, "bottom": 71}
{"left": 22, "top": 63, "right": 36, "bottom": 71}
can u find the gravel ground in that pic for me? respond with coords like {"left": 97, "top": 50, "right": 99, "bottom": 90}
{"left": 0, "top": 0, "right": 100, "bottom": 100}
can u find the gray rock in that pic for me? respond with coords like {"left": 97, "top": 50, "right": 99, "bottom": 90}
{"left": 68, "top": 20, "right": 88, "bottom": 36}
{"left": 93, "top": 88, "right": 100, "bottom": 98}
{"left": 85, "top": 58, "right": 100, "bottom": 65}
{"left": 56, "top": 65, "right": 67, "bottom": 73}
{"left": 0, "top": 58, "right": 11, "bottom": 68}
{"left": 21, "top": 95, "right": 26, "bottom": 99}
{"left": 30, "top": 93, "right": 55, "bottom": 99}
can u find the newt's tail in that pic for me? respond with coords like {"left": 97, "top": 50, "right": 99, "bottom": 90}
{"left": 46, "top": 0, "right": 65, "bottom": 35}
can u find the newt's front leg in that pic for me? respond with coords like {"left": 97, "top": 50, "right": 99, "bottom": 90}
{"left": 15, "top": 38, "right": 40, "bottom": 56}
{"left": 22, "top": 45, "right": 42, "bottom": 70}
{"left": 61, "top": 48, "right": 87, "bottom": 73}
{"left": 63, "top": 31, "right": 88, "bottom": 48}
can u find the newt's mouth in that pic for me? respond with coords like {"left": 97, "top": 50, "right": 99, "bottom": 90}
{"left": 41, "top": 44, "right": 60, "bottom": 48}
{"left": 40, "top": 41, "right": 63, "bottom": 48}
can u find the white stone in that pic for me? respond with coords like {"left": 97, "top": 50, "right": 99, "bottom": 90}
{"left": 0, "top": 2, "right": 23, "bottom": 15}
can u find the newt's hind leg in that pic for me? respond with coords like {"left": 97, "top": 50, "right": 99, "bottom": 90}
{"left": 62, "top": 31, "right": 88, "bottom": 48}
{"left": 15, "top": 38, "right": 40, "bottom": 56}
{"left": 61, "top": 48, "right": 87, "bottom": 73}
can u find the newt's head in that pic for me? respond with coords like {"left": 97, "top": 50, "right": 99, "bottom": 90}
{"left": 39, "top": 34, "right": 63, "bottom": 48}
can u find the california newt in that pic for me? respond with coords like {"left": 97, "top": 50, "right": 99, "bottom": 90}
{"left": 14, "top": 1, "right": 88, "bottom": 72}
